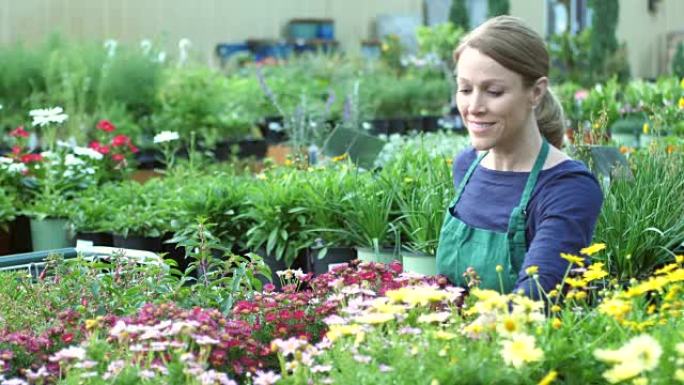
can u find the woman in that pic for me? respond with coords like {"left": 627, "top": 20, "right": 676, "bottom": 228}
{"left": 435, "top": 16, "right": 603, "bottom": 298}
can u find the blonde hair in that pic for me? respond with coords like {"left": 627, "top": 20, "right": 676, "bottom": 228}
{"left": 454, "top": 16, "right": 565, "bottom": 148}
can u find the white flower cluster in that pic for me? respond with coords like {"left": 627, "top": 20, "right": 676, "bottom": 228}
{"left": 29, "top": 106, "right": 68, "bottom": 127}
{"left": 153, "top": 130, "right": 180, "bottom": 144}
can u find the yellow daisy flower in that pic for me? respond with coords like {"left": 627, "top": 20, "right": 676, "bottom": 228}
{"left": 560, "top": 253, "right": 585, "bottom": 267}
{"left": 538, "top": 370, "right": 558, "bottom": 385}
{"left": 580, "top": 243, "right": 606, "bottom": 256}
{"left": 500, "top": 333, "right": 544, "bottom": 368}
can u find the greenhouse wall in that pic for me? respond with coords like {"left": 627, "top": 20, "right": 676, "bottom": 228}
{"left": 0, "top": 0, "right": 683, "bottom": 77}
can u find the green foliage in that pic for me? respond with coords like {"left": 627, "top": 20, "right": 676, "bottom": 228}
{"left": 488, "top": 0, "right": 510, "bottom": 17}
{"left": 69, "top": 186, "right": 115, "bottom": 233}
{"left": 548, "top": 30, "right": 592, "bottom": 86}
{"left": 449, "top": 0, "right": 470, "bottom": 31}
{"left": 0, "top": 43, "right": 47, "bottom": 120}
{"left": 593, "top": 148, "right": 684, "bottom": 280}
{"left": 99, "top": 47, "right": 162, "bottom": 120}
{"left": 388, "top": 145, "right": 453, "bottom": 255}
{"left": 171, "top": 170, "right": 252, "bottom": 252}
{"left": 330, "top": 171, "right": 399, "bottom": 250}
{"left": 0, "top": 188, "right": 15, "bottom": 231}
{"left": 587, "top": 0, "right": 630, "bottom": 84}
{"left": 416, "top": 22, "right": 465, "bottom": 69}
{"left": 41, "top": 40, "right": 108, "bottom": 143}
{"left": 155, "top": 67, "right": 254, "bottom": 146}
{"left": 243, "top": 169, "right": 317, "bottom": 268}
{"left": 168, "top": 218, "right": 271, "bottom": 313}
{"left": 94, "top": 179, "right": 178, "bottom": 238}
{"left": 673, "top": 42, "right": 684, "bottom": 78}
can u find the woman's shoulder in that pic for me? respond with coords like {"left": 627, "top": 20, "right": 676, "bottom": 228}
{"left": 453, "top": 147, "right": 478, "bottom": 171}
{"left": 536, "top": 158, "right": 604, "bottom": 208}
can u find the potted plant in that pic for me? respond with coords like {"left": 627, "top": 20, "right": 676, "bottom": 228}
{"left": 167, "top": 171, "right": 253, "bottom": 271}
{"left": 24, "top": 191, "right": 75, "bottom": 251}
{"left": 394, "top": 158, "right": 452, "bottom": 276}
{"left": 69, "top": 186, "right": 114, "bottom": 246}
{"left": 242, "top": 168, "right": 315, "bottom": 282}
{"left": 100, "top": 180, "right": 176, "bottom": 252}
{"left": 301, "top": 165, "right": 359, "bottom": 274}
{"left": 331, "top": 171, "right": 400, "bottom": 264}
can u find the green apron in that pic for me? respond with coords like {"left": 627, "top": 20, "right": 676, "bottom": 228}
{"left": 436, "top": 140, "right": 549, "bottom": 293}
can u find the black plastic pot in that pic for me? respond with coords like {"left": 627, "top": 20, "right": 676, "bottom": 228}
{"left": 112, "top": 234, "right": 164, "bottom": 252}
{"left": 10, "top": 215, "right": 32, "bottom": 254}
{"left": 404, "top": 117, "right": 424, "bottom": 133}
{"left": 308, "top": 246, "right": 357, "bottom": 275}
{"left": 75, "top": 231, "right": 114, "bottom": 247}
{"left": 369, "top": 118, "right": 391, "bottom": 136}
{"left": 213, "top": 139, "right": 268, "bottom": 161}
{"left": 258, "top": 116, "right": 288, "bottom": 144}
{"left": 0, "top": 228, "right": 11, "bottom": 255}
{"left": 387, "top": 118, "right": 407, "bottom": 135}
{"left": 421, "top": 116, "right": 441, "bottom": 132}
{"left": 134, "top": 148, "right": 164, "bottom": 170}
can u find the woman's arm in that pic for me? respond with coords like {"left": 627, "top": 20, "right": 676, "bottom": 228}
{"left": 514, "top": 171, "right": 604, "bottom": 299}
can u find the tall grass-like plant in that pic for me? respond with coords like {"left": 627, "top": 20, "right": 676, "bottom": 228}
{"left": 593, "top": 147, "right": 684, "bottom": 279}
{"left": 42, "top": 41, "right": 108, "bottom": 143}
{"left": 332, "top": 171, "right": 399, "bottom": 251}
{"left": 387, "top": 145, "right": 453, "bottom": 255}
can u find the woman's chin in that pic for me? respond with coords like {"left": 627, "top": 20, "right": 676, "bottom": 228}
{"left": 469, "top": 136, "right": 495, "bottom": 151}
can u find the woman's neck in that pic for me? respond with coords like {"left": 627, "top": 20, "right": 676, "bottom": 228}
{"left": 481, "top": 128, "right": 543, "bottom": 172}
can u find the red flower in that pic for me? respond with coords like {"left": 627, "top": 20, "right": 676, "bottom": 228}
{"left": 20, "top": 153, "right": 42, "bottom": 163}
{"left": 112, "top": 154, "right": 125, "bottom": 162}
{"left": 61, "top": 333, "right": 74, "bottom": 344}
{"left": 292, "top": 310, "right": 305, "bottom": 320}
{"left": 11, "top": 146, "right": 22, "bottom": 155}
{"left": 9, "top": 126, "right": 29, "bottom": 138}
{"left": 89, "top": 140, "right": 110, "bottom": 154}
{"left": 128, "top": 144, "right": 139, "bottom": 153}
{"left": 278, "top": 310, "right": 291, "bottom": 321}
{"left": 96, "top": 119, "right": 116, "bottom": 132}
{"left": 111, "top": 134, "right": 130, "bottom": 147}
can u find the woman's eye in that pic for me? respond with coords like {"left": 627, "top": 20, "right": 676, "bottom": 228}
{"left": 488, "top": 90, "right": 503, "bottom": 96}
{"left": 458, "top": 89, "right": 472, "bottom": 94}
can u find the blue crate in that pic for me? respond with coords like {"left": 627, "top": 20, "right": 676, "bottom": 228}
{"left": 215, "top": 43, "right": 250, "bottom": 59}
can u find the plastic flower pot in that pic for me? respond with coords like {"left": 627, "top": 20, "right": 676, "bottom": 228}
{"left": 401, "top": 251, "right": 437, "bottom": 276}
{"left": 113, "top": 234, "right": 164, "bottom": 252}
{"left": 307, "top": 246, "right": 357, "bottom": 275}
{"left": 356, "top": 247, "right": 401, "bottom": 265}
{"left": 75, "top": 231, "right": 113, "bottom": 247}
{"left": 0, "top": 228, "right": 11, "bottom": 255}
{"left": 29, "top": 218, "right": 73, "bottom": 251}
{"left": 10, "top": 215, "right": 32, "bottom": 253}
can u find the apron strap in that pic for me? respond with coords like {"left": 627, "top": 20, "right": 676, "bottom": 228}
{"left": 517, "top": 139, "right": 549, "bottom": 214}
{"left": 450, "top": 151, "right": 488, "bottom": 207}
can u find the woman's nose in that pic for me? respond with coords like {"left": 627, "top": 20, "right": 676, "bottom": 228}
{"left": 469, "top": 92, "right": 487, "bottom": 115}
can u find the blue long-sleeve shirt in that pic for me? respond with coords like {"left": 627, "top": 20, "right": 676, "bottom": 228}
{"left": 450, "top": 148, "right": 604, "bottom": 298}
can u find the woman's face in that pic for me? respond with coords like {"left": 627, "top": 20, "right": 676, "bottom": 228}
{"left": 455, "top": 47, "right": 540, "bottom": 151}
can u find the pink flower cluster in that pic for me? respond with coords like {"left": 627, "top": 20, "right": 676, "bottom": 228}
{"left": 0, "top": 309, "right": 85, "bottom": 380}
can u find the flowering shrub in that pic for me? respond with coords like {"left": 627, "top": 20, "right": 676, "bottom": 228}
{"left": 87, "top": 119, "right": 138, "bottom": 181}
{"left": 276, "top": 255, "right": 684, "bottom": 385}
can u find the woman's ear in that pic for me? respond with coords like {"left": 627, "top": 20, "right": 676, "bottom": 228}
{"left": 530, "top": 77, "right": 549, "bottom": 108}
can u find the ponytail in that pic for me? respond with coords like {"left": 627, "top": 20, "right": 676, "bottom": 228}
{"left": 535, "top": 89, "right": 565, "bottom": 148}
